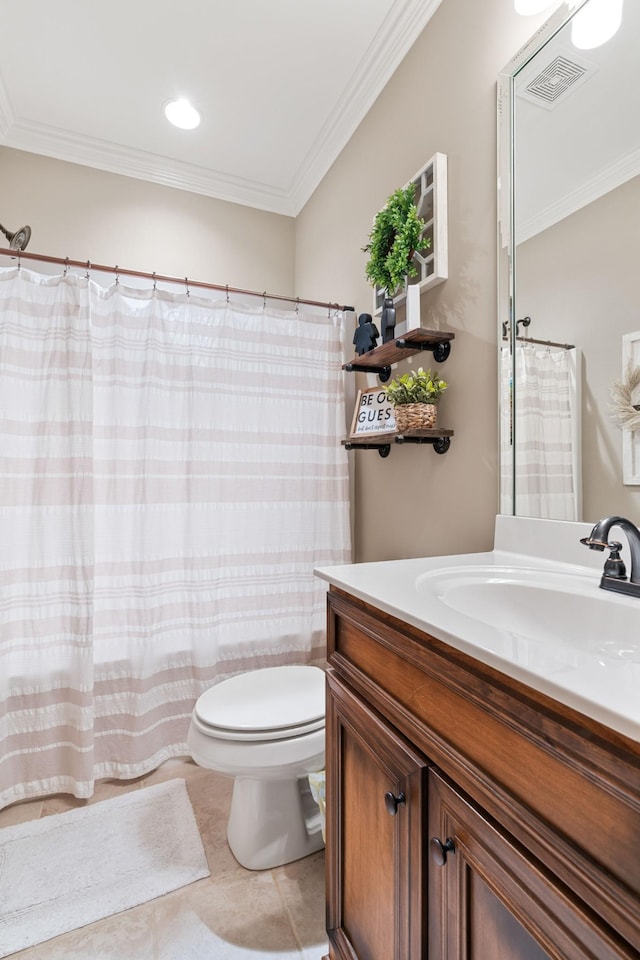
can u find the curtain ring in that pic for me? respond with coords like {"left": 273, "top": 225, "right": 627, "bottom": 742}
{"left": 263, "top": 290, "right": 267, "bottom": 309}
{"left": 226, "top": 284, "right": 229, "bottom": 304}
{"left": 185, "top": 277, "right": 190, "bottom": 298}
{"left": 152, "top": 271, "right": 157, "bottom": 291}
{"left": 115, "top": 265, "right": 119, "bottom": 286}
{"left": 85, "top": 260, "right": 91, "bottom": 280}
{"left": 295, "top": 297, "right": 300, "bottom": 314}
{"left": 63, "top": 257, "right": 69, "bottom": 277}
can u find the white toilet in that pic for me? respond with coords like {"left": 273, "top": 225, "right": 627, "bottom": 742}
{"left": 187, "top": 664, "right": 326, "bottom": 870}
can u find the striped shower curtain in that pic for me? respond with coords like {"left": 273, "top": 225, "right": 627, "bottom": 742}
{"left": 0, "top": 267, "right": 351, "bottom": 809}
{"left": 500, "top": 342, "right": 581, "bottom": 520}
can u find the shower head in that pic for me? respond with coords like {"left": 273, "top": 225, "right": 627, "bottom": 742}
{"left": 0, "top": 222, "right": 31, "bottom": 251}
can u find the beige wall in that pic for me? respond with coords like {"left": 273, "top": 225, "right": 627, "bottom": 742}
{"left": 0, "top": 148, "right": 294, "bottom": 292}
{"left": 295, "top": 0, "right": 544, "bottom": 561}
{"left": 518, "top": 175, "right": 640, "bottom": 523}
{"left": 1, "top": 0, "right": 550, "bottom": 564}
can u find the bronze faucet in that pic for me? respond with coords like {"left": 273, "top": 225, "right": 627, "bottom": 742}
{"left": 580, "top": 516, "right": 640, "bottom": 599}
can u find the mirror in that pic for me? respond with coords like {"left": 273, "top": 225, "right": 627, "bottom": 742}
{"left": 498, "top": 0, "right": 640, "bottom": 523}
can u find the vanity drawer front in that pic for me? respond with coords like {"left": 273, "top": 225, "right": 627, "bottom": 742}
{"left": 327, "top": 587, "right": 640, "bottom": 950}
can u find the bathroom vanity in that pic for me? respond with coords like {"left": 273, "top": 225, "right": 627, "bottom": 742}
{"left": 316, "top": 518, "right": 640, "bottom": 960}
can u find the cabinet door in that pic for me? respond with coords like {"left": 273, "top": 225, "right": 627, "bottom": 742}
{"left": 326, "top": 671, "right": 428, "bottom": 960}
{"left": 428, "top": 768, "right": 635, "bottom": 960}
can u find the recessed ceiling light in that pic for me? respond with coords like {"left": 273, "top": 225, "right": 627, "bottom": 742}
{"left": 164, "top": 98, "right": 200, "bottom": 130}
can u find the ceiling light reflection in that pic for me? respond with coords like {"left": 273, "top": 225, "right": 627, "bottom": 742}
{"left": 571, "top": 0, "right": 623, "bottom": 49}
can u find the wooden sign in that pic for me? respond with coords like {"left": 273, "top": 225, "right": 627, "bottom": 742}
{"left": 350, "top": 387, "right": 396, "bottom": 437}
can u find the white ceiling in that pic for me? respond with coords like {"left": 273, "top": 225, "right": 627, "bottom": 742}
{"left": 0, "top": 0, "right": 441, "bottom": 216}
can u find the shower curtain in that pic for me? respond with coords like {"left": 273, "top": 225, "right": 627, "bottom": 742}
{"left": 0, "top": 267, "right": 351, "bottom": 809}
{"left": 500, "top": 342, "right": 581, "bottom": 520}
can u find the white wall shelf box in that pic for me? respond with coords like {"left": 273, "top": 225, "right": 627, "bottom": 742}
{"left": 372, "top": 153, "right": 448, "bottom": 323}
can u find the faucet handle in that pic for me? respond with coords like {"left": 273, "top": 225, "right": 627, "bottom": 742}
{"left": 603, "top": 541, "right": 627, "bottom": 580}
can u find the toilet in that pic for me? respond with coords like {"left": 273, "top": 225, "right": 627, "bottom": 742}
{"left": 187, "top": 664, "right": 326, "bottom": 870}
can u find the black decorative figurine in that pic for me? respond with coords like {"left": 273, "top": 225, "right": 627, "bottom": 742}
{"left": 380, "top": 296, "right": 396, "bottom": 344}
{"left": 353, "top": 313, "right": 379, "bottom": 355}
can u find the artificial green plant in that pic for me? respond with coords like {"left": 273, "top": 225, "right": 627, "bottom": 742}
{"left": 382, "top": 367, "right": 448, "bottom": 406}
{"left": 363, "top": 183, "right": 430, "bottom": 296}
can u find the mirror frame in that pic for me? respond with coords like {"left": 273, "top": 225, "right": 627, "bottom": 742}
{"left": 496, "top": 0, "right": 592, "bottom": 516}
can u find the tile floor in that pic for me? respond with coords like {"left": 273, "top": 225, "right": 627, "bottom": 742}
{"left": 0, "top": 758, "right": 328, "bottom": 960}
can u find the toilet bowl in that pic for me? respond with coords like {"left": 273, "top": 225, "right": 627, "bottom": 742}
{"left": 187, "top": 664, "right": 325, "bottom": 870}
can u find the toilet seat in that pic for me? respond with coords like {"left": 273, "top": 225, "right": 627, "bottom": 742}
{"left": 194, "top": 665, "right": 325, "bottom": 743}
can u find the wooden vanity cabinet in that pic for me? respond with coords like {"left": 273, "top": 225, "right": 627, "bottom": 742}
{"left": 323, "top": 587, "right": 640, "bottom": 960}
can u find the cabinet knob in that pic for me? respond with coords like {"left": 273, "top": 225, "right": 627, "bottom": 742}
{"left": 384, "top": 791, "right": 406, "bottom": 815}
{"left": 430, "top": 836, "right": 455, "bottom": 866}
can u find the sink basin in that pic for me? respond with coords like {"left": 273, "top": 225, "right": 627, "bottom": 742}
{"left": 416, "top": 565, "right": 640, "bottom": 662}
{"left": 315, "top": 519, "right": 640, "bottom": 740}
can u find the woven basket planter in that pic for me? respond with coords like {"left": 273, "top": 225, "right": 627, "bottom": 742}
{"left": 394, "top": 403, "right": 437, "bottom": 432}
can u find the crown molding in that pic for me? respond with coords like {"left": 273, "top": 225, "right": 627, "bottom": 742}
{"left": 2, "top": 119, "right": 297, "bottom": 215}
{"left": 0, "top": 74, "right": 14, "bottom": 138}
{"left": 289, "top": 0, "right": 444, "bottom": 213}
{"left": 517, "top": 147, "right": 640, "bottom": 244}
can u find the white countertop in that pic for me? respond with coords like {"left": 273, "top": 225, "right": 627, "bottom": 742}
{"left": 315, "top": 516, "right": 640, "bottom": 743}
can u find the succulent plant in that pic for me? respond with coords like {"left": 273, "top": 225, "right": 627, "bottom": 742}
{"left": 382, "top": 367, "right": 448, "bottom": 406}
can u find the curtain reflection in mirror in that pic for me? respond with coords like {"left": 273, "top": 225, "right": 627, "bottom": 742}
{"left": 501, "top": 343, "right": 582, "bottom": 520}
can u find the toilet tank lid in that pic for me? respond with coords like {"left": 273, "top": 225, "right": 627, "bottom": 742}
{"left": 195, "top": 665, "right": 325, "bottom": 732}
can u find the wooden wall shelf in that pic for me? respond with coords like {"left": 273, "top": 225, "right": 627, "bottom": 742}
{"left": 343, "top": 428, "right": 453, "bottom": 458}
{"left": 343, "top": 328, "right": 455, "bottom": 381}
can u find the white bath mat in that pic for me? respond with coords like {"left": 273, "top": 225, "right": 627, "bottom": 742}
{"left": 0, "top": 778, "right": 210, "bottom": 957}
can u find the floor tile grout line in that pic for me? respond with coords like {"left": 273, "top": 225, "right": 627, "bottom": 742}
{"left": 271, "top": 867, "right": 305, "bottom": 955}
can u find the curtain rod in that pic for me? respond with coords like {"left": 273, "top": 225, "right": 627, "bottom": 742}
{"left": 503, "top": 335, "right": 575, "bottom": 351}
{"left": 0, "top": 246, "right": 355, "bottom": 313}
